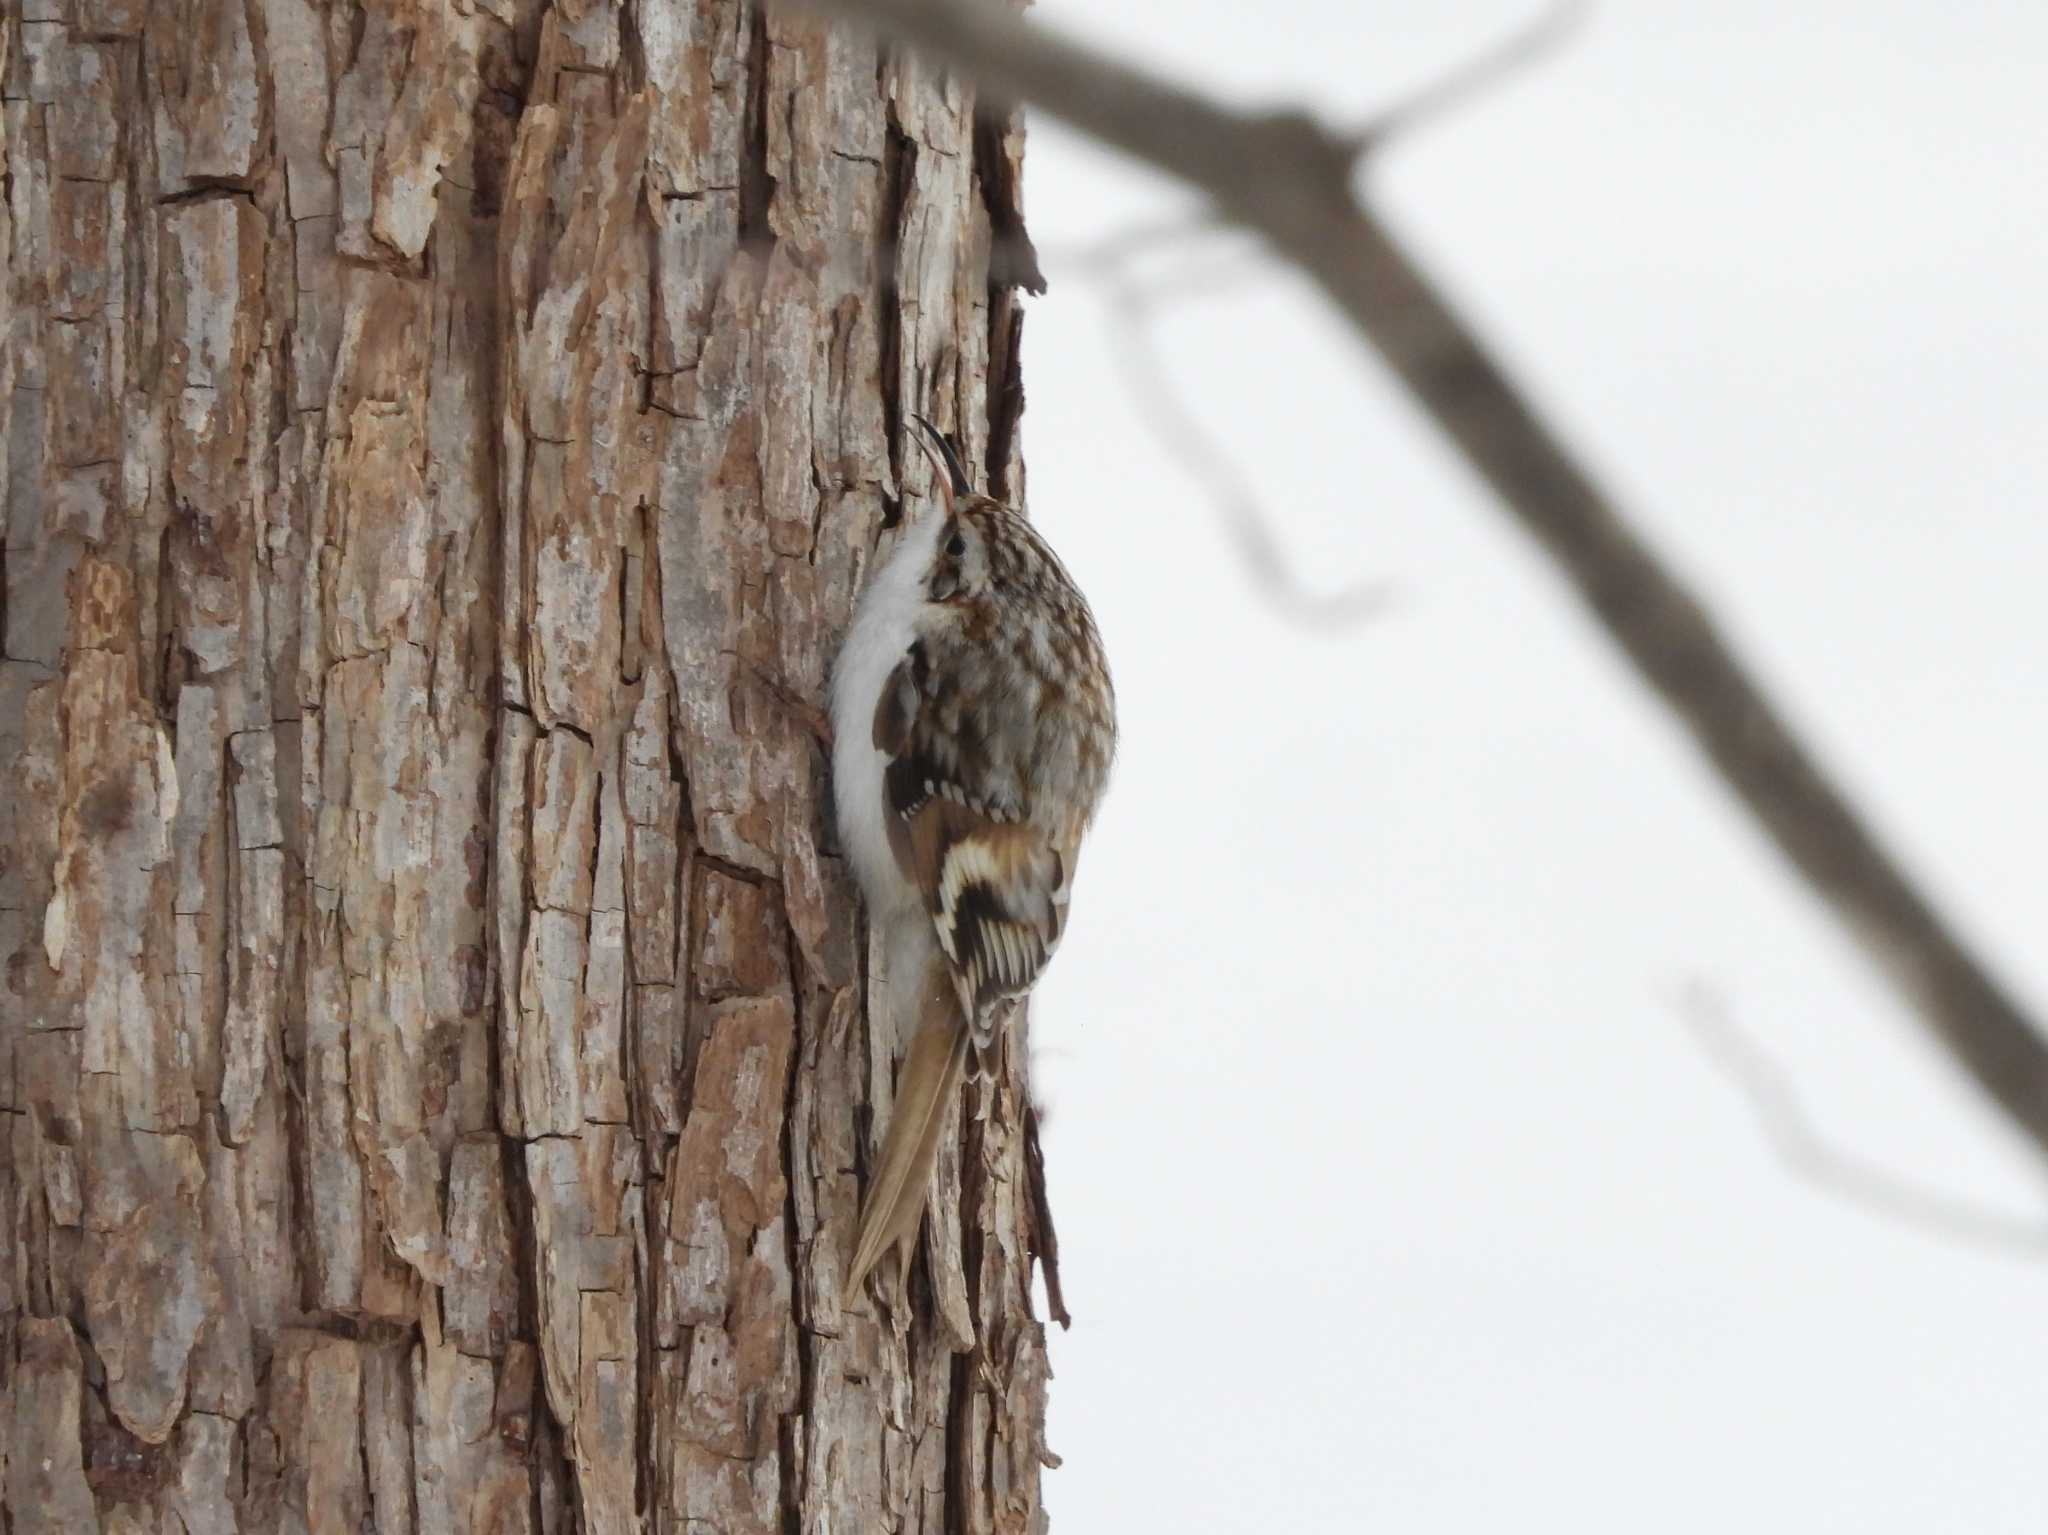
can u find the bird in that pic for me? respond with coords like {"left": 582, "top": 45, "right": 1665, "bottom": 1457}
{"left": 831, "top": 414, "right": 1116, "bottom": 1297}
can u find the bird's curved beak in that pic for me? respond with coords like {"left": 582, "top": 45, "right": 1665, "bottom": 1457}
{"left": 909, "top": 414, "right": 974, "bottom": 510}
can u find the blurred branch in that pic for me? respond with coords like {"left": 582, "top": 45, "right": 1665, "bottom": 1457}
{"left": 1050, "top": 220, "right": 1396, "bottom": 628}
{"left": 1100, "top": 264, "right": 1398, "bottom": 630}
{"left": 1349, "top": 0, "right": 1586, "bottom": 152}
{"left": 1037, "top": 4, "right": 1573, "bottom": 627}
{"left": 798, "top": 0, "right": 2048, "bottom": 1165}
{"left": 1675, "top": 981, "right": 2048, "bottom": 1259}
{"left": 1041, "top": 209, "right": 1226, "bottom": 276}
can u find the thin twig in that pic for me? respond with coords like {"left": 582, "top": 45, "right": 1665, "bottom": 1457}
{"left": 1102, "top": 268, "right": 1398, "bottom": 631}
{"left": 1040, "top": 208, "right": 1228, "bottom": 277}
{"left": 1117, "top": 247, "right": 1266, "bottom": 309}
{"left": 1043, "top": 2, "right": 1583, "bottom": 264}
{"left": 1052, "top": 227, "right": 1395, "bottom": 629}
{"left": 797, "top": 0, "right": 2048, "bottom": 1167}
{"left": 1349, "top": 0, "right": 1588, "bottom": 156}
{"left": 1036, "top": 3, "right": 1581, "bottom": 626}
{"left": 1674, "top": 980, "right": 2048, "bottom": 1260}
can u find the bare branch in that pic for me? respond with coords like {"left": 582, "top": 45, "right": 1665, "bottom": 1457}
{"left": 1048, "top": 217, "right": 1398, "bottom": 627}
{"left": 1350, "top": 0, "right": 1588, "bottom": 155}
{"left": 799, "top": 0, "right": 2048, "bottom": 1164}
{"left": 1039, "top": 208, "right": 1227, "bottom": 277}
{"left": 1047, "top": 209, "right": 1394, "bottom": 627}
{"left": 1101, "top": 268, "right": 1398, "bottom": 631}
{"left": 1042, "top": 2, "right": 1585, "bottom": 624}
{"left": 1674, "top": 981, "right": 2048, "bottom": 1260}
{"left": 1041, "top": 1, "right": 1584, "bottom": 264}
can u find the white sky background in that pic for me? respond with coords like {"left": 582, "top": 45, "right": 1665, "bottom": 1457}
{"left": 1011, "top": 2, "right": 2048, "bottom": 1529}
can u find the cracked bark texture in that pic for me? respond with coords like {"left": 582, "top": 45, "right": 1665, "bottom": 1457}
{"left": 1, "top": 0, "right": 1056, "bottom": 1528}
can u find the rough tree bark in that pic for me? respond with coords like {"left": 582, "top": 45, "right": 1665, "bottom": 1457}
{"left": 0, "top": 0, "right": 1056, "bottom": 1528}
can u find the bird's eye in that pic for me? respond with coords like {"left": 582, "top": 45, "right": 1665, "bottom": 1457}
{"left": 946, "top": 534, "right": 966, "bottom": 557}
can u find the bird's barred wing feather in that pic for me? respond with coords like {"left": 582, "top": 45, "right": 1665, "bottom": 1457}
{"left": 873, "top": 652, "right": 1068, "bottom": 1033}
{"left": 911, "top": 803, "right": 1064, "bottom": 1018}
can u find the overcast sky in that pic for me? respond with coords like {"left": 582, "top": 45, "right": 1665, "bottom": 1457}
{"left": 1011, "top": 2, "right": 2048, "bottom": 1529}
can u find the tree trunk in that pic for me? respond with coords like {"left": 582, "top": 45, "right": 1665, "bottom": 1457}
{"left": 1, "top": 0, "right": 1053, "bottom": 1527}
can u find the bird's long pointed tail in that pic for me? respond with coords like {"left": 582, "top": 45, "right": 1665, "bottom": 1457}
{"left": 846, "top": 986, "right": 972, "bottom": 1296}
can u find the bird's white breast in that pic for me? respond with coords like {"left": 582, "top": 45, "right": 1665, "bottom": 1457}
{"left": 831, "top": 508, "right": 943, "bottom": 921}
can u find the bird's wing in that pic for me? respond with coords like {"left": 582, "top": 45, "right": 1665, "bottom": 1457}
{"left": 872, "top": 647, "right": 1069, "bottom": 1026}
{"left": 845, "top": 645, "right": 1067, "bottom": 1295}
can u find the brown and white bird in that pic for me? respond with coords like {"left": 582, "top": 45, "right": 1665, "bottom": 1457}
{"left": 832, "top": 416, "right": 1116, "bottom": 1295}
